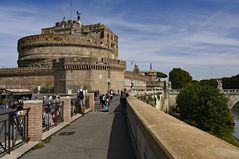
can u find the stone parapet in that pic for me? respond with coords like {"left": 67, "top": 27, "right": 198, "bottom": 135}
{"left": 125, "top": 71, "right": 150, "bottom": 81}
{"left": 0, "top": 67, "right": 53, "bottom": 77}
{"left": 53, "top": 57, "right": 126, "bottom": 71}
{"left": 126, "top": 96, "right": 239, "bottom": 159}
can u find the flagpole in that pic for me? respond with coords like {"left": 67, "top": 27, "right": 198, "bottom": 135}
{"left": 70, "top": 0, "right": 72, "bottom": 19}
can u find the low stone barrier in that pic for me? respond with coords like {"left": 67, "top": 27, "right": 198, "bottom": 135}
{"left": 126, "top": 96, "right": 239, "bottom": 159}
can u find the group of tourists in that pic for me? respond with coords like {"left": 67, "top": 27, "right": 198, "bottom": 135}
{"left": 99, "top": 90, "right": 115, "bottom": 112}
{"left": 42, "top": 95, "right": 63, "bottom": 129}
{"left": 98, "top": 89, "right": 128, "bottom": 113}
{"left": 41, "top": 87, "right": 129, "bottom": 128}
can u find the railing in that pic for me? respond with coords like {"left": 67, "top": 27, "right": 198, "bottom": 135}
{"left": 169, "top": 89, "right": 180, "bottom": 94}
{"left": 70, "top": 96, "right": 90, "bottom": 116}
{"left": 223, "top": 89, "right": 239, "bottom": 94}
{"left": 85, "top": 96, "right": 90, "bottom": 109}
{"left": 42, "top": 101, "right": 64, "bottom": 132}
{"left": 0, "top": 108, "right": 30, "bottom": 156}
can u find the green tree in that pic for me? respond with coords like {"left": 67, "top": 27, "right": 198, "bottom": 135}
{"left": 156, "top": 72, "right": 167, "bottom": 79}
{"left": 199, "top": 79, "right": 218, "bottom": 88}
{"left": 176, "top": 83, "right": 231, "bottom": 136}
{"left": 40, "top": 85, "right": 54, "bottom": 93}
{"left": 222, "top": 74, "right": 239, "bottom": 89}
{"left": 169, "top": 68, "right": 192, "bottom": 89}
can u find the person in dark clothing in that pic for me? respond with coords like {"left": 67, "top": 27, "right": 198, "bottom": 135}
{"left": 120, "top": 89, "right": 128, "bottom": 114}
{"left": 77, "top": 89, "right": 85, "bottom": 114}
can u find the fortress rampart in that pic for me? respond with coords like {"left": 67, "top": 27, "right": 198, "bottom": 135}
{"left": 125, "top": 71, "right": 150, "bottom": 81}
{"left": 0, "top": 66, "right": 53, "bottom": 89}
{"left": 0, "top": 66, "right": 53, "bottom": 77}
{"left": 53, "top": 57, "right": 126, "bottom": 93}
{"left": 53, "top": 57, "right": 125, "bottom": 71}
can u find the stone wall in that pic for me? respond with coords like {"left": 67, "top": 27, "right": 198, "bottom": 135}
{"left": 126, "top": 96, "right": 239, "bottom": 159}
{"left": 168, "top": 92, "right": 178, "bottom": 108}
{"left": 0, "top": 67, "right": 54, "bottom": 90}
{"left": 53, "top": 57, "right": 125, "bottom": 93}
{"left": 0, "top": 75, "right": 53, "bottom": 90}
{"left": 56, "top": 69, "right": 124, "bottom": 93}
{"left": 124, "top": 71, "right": 149, "bottom": 90}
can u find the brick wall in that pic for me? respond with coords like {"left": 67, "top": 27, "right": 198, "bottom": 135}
{"left": 61, "top": 97, "right": 71, "bottom": 122}
{"left": 23, "top": 100, "right": 43, "bottom": 141}
{"left": 0, "top": 75, "right": 54, "bottom": 90}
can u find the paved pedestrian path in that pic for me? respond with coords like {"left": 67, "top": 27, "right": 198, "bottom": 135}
{"left": 21, "top": 96, "right": 136, "bottom": 159}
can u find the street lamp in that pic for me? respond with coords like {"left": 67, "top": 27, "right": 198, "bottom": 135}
{"left": 107, "top": 43, "right": 111, "bottom": 91}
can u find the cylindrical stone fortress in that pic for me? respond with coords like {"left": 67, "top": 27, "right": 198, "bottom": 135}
{"left": 17, "top": 20, "right": 119, "bottom": 67}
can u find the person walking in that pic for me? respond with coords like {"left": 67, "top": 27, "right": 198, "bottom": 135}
{"left": 77, "top": 89, "right": 85, "bottom": 114}
{"left": 120, "top": 88, "right": 128, "bottom": 114}
{"left": 103, "top": 93, "right": 110, "bottom": 112}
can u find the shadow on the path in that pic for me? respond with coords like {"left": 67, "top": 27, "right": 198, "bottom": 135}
{"left": 107, "top": 104, "right": 136, "bottom": 159}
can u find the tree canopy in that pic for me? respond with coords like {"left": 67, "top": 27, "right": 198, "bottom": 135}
{"left": 169, "top": 68, "right": 192, "bottom": 89}
{"left": 156, "top": 72, "right": 167, "bottom": 79}
{"left": 199, "top": 79, "right": 218, "bottom": 88}
{"left": 176, "top": 83, "right": 231, "bottom": 136}
{"left": 222, "top": 74, "right": 239, "bottom": 89}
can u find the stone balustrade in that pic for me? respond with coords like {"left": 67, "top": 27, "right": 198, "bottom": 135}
{"left": 126, "top": 96, "right": 239, "bottom": 159}
{"left": 223, "top": 89, "right": 239, "bottom": 94}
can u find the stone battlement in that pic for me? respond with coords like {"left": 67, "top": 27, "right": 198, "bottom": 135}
{"left": 125, "top": 71, "right": 150, "bottom": 81}
{"left": 0, "top": 66, "right": 53, "bottom": 77}
{"left": 53, "top": 57, "right": 126, "bottom": 71}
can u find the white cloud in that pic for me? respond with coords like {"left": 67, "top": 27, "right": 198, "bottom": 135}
{"left": 0, "top": 2, "right": 238, "bottom": 79}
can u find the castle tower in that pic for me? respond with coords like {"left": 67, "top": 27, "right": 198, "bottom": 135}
{"left": 0, "top": 15, "right": 125, "bottom": 93}
{"left": 147, "top": 62, "right": 157, "bottom": 81}
{"left": 17, "top": 16, "right": 119, "bottom": 68}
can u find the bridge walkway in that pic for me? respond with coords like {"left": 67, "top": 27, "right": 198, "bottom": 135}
{"left": 21, "top": 96, "right": 136, "bottom": 159}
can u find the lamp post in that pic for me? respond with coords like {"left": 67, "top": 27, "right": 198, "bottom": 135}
{"left": 107, "top": 52, "right": 111, "bottom": 91}
{"left": 89, "top": 39, "right": 93, "bottom": 91}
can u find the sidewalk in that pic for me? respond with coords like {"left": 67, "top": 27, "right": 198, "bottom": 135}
{"left": 20, "top": 97, "right": 136, "bottom": 159}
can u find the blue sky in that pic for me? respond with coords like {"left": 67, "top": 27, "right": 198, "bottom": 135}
{"left": 0, "top": 0, "right": 239, "bottom": 80}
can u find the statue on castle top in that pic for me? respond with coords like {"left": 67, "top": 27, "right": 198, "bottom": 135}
{"left": 76, "top": 11, "right": 81, "bottom": 21}
{"left": 133, "top": 64, "right": 139, "bottom": 73}
{"left": 63, "top": 16, "right": 66, "bottom": 21}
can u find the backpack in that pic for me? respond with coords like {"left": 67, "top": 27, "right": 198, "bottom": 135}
{"left": 78, "top": 91, "right": 84, "bottom": 99}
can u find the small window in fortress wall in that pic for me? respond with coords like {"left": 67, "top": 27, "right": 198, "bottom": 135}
{"left": 100, "top": 32, "right": 104, "bottom": 38}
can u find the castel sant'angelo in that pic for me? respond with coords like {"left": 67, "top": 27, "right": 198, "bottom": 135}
{"left": 0, "top": 14, "right": 159, "bottom": 93}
